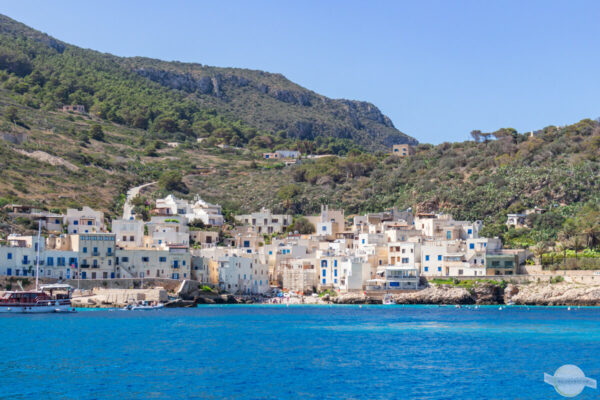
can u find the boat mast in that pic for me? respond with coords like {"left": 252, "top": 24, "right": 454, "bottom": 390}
{"left": 35, "top": 219, "right": 41, "bottom": 291}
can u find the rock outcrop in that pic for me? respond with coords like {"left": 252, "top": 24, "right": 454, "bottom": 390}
{"left": 331, "top": 293, "right": 380, "bottom": 304}
{"left": 394, "top": 286, "right": 475, "bottom": 305}
{"left": 505, "top": 283, "right": 600, "bottom": 306}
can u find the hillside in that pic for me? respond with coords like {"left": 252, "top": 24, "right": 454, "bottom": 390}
{"left": 0, "top": 14, "right": 414, "bottom": 152}
{"left": 0, "top": 15, "right": 599, "bottom": 251}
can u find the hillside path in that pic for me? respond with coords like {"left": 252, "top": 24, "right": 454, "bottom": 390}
{"left": 122, "top": 182, "right": 156, "bottom": 220}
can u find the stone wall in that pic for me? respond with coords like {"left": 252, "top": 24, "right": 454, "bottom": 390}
{"left": 64, "top": 278, "right": 183, "bottom": 292}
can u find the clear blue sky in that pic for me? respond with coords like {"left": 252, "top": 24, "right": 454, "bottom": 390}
{"left": 2, "top": 0, "right": 600, "bottom": 144}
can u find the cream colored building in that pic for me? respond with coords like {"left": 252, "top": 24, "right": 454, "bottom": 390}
{"left": 115, "top": 248, "right": 191, "bottom": 280}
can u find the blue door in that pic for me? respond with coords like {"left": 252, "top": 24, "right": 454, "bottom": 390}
{"left": 6, "top": 268, "right": 11, "bottom": 276}
{"left": 173, "top": 260, "right": 179, "bottom": 268}
{"left": 82, "top": 271, "right": 86, "bottom": 279}
{"left": 110, "top": 272, "right": 115, "bottom": 279}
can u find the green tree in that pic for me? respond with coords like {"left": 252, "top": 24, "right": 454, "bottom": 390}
{"left": 277, "top": 184, "right": 301, "bottom": 212}
{"left": 90, "top": 124, "right": 104, "bottom": 141}
{"left": 5, "top": 106, "right": 18, "bottom": 123}
{"left": 289, "top": 217, "right": 315, "bottom": 234}
{"left": 158, "top": 171, "right": 188, "bottom": 193}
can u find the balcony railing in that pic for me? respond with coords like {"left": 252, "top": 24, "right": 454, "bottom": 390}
{"left": 92, "top": 251, "right": 100, "bottom": 256}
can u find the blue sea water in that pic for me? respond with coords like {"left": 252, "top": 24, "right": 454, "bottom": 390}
{"left": 0, "top": 305, "right": 599, "bottom": 399}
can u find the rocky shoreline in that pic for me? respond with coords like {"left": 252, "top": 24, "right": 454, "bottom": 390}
{"left": 329, "top": 282, "right": 600, "bottom": 306}
{"left": 71, "top": 281, "right": 600, "bottom": 308}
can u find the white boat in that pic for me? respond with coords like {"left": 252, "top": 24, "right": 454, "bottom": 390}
{"left": 0, "top": 284, "right": 74, "bottom": 313}
{"left": 382, "top": 294, "right": 395, "bottom": 305}
{"left": 122, "top": 301, "right": 165, "bottom": 311}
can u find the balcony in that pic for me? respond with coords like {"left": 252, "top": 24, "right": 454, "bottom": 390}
{"left": 22, "top": 259, "right": 30, "bottom": 265}
{"left": 92, "top": 251, "right": 100, "bottom": 256}
{"left": 80, "top": 263, "right": 90, "bottom": 269}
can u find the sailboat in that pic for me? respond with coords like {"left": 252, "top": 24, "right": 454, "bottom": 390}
{"left": 0, "top": 221, "right": 75, "bottom": 313}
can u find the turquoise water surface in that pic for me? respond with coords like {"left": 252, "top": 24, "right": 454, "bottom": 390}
{"left": 0, "top": 305, "right": 599, "bottom": 399}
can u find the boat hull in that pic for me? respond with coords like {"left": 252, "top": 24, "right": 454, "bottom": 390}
{"left": 0, "top": 301, "right": 72, "bottom": 313}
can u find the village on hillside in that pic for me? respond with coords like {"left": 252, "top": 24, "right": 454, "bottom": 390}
{"left": 0, "top": 184, "right": 561, "bottom": 298}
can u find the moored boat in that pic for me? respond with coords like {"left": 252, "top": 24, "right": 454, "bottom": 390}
{"left": 0, "top": 284, "right": 74, "bottom": 313}
{"left": 382, "top": 294, "right": 395, "bottom": 305}
{"left": 122, "top": 301, "right": 165, "bottom": 311}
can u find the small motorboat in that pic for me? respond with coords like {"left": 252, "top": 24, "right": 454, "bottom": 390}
{"left": 382, "top": 294, "right": 395, "bottom": 305}
{"left": 122, "top": 301, "right": 164, "bottom": 311}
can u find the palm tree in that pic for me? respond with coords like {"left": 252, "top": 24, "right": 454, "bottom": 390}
{"left": 555, "top": 241, "right": 567, "bottom": 268}
{"left": 531, "top": 242, "right": 547, "bottom": 266}
{"left": 569, "top": 235, "right": 584, "bottom": 261}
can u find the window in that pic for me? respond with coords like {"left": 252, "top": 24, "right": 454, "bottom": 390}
{"left": 74, "top": 221, "right": 79, "bottom": 225}
{"left": 505, "top": 261, "right": 514, "bottom": 267}
{"left": 182, "top": 261, "right": 186, "bottom": 266}
{"left": 322, "top": 269, "right": 326, "bottom": 277}
{"left": 87, "top": 221, "right": 92, "bottom": 225}
{"left": 321, "top": 260, "right": 327, "bottom": 267}
{"left": 468, "top": 229, "right": 472, "bottom": 234}
{"left": 83, "top": 247, "right": 87, "bottom": 253}
{"left": 469, "top": 243, "right": 475, "bottom": 249}
{"left": 121, "top": 257, "right": 129, "bottom": 262}
{"left": 334, "top": 279, "right": 337, "bottom": 284}
{"left": 142, "top": 257, "right": 149, "bottom": 262}
{"left": 458, "top": 269, "right": 463, "bottom": 275}
{"left": 122, "top": 235, "right": 127, "bottom": 241}
{"left": 322, "top": 278, "right": 326, "bottom": 284}
{"left": 425, "top": 255, "right": 429, "bottom": 261}
{"left": 424, "top": 267, "right": 429, "bottom": 272}
{"left": 46, "top": 257, "right": 53, "bottom": 266}
{"left": 159, "top": 257, "right": 167, "bottom": 262}
{"left": 334, "top": 260, "right": 338, "bottom": 267}
{"left": 438, "top": 267, "right": 442, "bottom": 272}
{"left": 362, "top": 239, "right": 365, "bottom": 244}
{"left": 438, "top": 255, "right": 442, "bottom": 261}
{"left": 322, "top": 226, "right": 326, "bottom": 231}
{"left": 129, "top": 235, "right": 134, "bottom": 241}
{"left": 7, "top": 253, "right": 12, "bottom": 260}
{"left": 402, "top": 258, "right": 409, "bottom": 264}
{"left": 107, "top": 248, "right": 112, "bottom": 254}
{"left": 446, "top": 231, "right": 451, "bottom": 240}
{"left": 334, "top": 269, "right": 338, "bottom": 277}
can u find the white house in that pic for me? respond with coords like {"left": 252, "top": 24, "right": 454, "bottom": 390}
{"left": 66, "top": 206, "right": 105, "bottom": 234}
{"left": 218, "top": 255, "right": 269, "bottom": 294}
